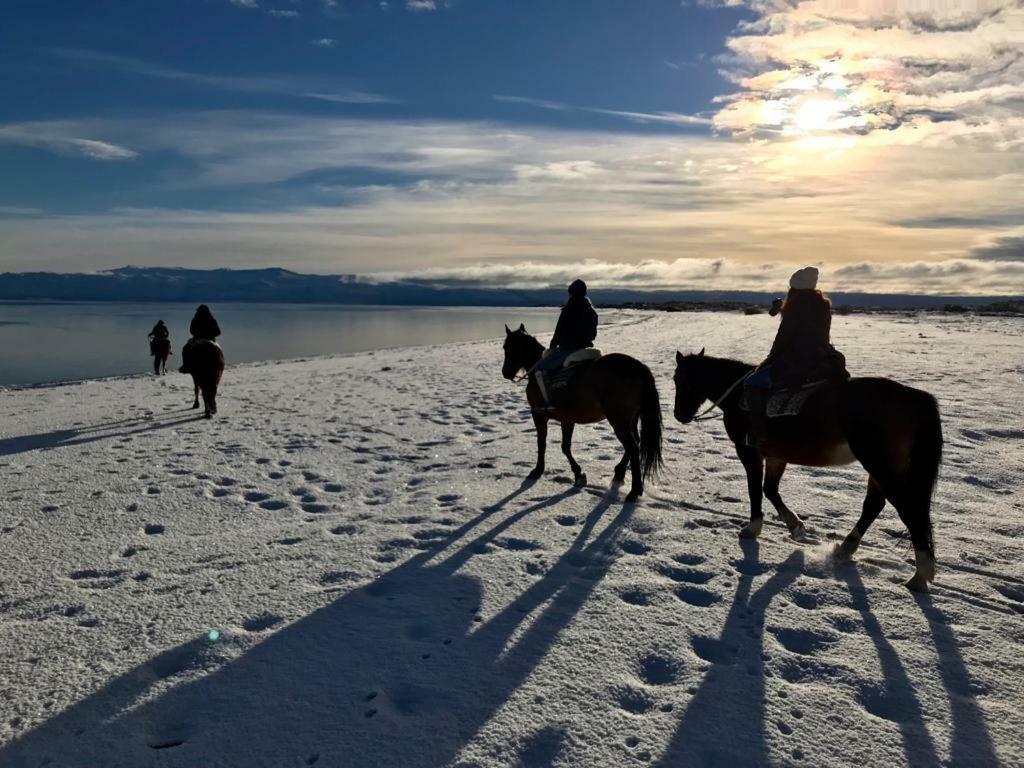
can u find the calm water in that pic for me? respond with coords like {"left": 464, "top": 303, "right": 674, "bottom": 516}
{"left": 0, "top": 303, "right": 564, "bottom": 387}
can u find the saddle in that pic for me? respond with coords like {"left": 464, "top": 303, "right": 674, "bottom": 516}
{"left": 764, "top": 379, "right": 828, "bottom": 418}
{"left": 562, "top": 348, "right": 602, "bottom": 367}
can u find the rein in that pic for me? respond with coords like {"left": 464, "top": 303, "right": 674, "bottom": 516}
{"left": 691, "top": 371, "right": 752, "bottom": 422}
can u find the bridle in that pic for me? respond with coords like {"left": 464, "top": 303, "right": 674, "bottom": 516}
{"left": 685, "top": 370, "right": 752, "bottom": 423}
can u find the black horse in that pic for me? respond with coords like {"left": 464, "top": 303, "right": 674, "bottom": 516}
{"left": 672, "top": 350, "right": 943, "bottom": 591}
{"left": 502, "top": 325, "right": 662, "bottom": 502}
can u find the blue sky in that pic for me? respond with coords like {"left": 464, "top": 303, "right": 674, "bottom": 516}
{"left": 1, "top": 0, "right": 1023, "bottom": 294}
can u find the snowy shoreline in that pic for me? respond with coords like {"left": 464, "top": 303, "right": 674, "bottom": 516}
{"left": 0, "top": 310, "right": 1021, "bottom": 767}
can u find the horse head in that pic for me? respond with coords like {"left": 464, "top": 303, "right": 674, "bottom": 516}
{"left": 673, "top": 348, "right": 706, "bottom": 423}
{"left": 502, "top": 323, "right": 541, "bottom": 380}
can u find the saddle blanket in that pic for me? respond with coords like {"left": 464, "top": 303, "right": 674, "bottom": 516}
{"left": 766, "top": 379, "right": 827, "bottom": 418}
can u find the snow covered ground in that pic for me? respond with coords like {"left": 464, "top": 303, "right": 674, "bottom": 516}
{"left": 0, "top": 309, "right": 1021, "bottom": 768}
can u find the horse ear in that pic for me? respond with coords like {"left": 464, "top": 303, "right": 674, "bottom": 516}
{"left": 698, "top": 347, "right": 705, "bottom": 357}
{"left": 505, "top": 324, "right": 511, "bottom": 336}
{"left": 675, "top": 350, "right": 684, "bottom": 364}
{"left": 518, "top": 323, "right": 525, "bottom": 333}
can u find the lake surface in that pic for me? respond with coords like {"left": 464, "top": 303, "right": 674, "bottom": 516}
{"left": 0, "top": 303, "right": 570, "bottom": 387}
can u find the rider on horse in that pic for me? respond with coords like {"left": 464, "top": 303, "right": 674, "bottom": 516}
{"left": 532, "top": 279, "right": 598, "bottom": 411}
{"left": 745, "top": 267, "right": 849, "bottom": 447}
{"left": 148, "top": 320, "right": 169, "bottom": 351}
{"left": 179, "top": 304, "right": 221, "bottom": 374}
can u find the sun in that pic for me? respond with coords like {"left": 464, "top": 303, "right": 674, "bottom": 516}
{"left": 792, "top": 99, "right": 847, "bottom": 133}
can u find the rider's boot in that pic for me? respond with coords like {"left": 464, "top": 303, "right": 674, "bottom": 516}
{"left": 744, "top": 388, "right": 769, "bottom": 449}
{"left": 531, "top": 371, "right": 556, "bottom": 414}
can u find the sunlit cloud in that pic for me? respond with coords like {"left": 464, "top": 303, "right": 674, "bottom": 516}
{"left": 714, "top": 0, "right": 1024, "bottom": 152}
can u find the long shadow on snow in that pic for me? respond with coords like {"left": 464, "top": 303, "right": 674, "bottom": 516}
{"left": 655, "top": 542, "right": 803, "bottom": 767}
{"left": 2, "top": 483, "right": 634, "bottom": 768}
{"left": 0, "top": 410, "right": 200, "bottom": 457}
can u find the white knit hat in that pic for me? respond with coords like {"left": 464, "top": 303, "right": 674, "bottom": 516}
{"left": 789, "top": 266, "right": 819, "bottom": 290}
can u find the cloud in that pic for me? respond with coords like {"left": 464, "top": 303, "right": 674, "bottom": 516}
{"left": 0, "top": 125, "right": 138, "bottom": 161}
{"left": 229, "top": 0, "right": 258, "bottom": 7}
{"left": 712, "top": 0, "right": 1024, "bottom": 150}
{"left": 49, "top": 49, "right": 392, "bottom": 105}
{"left": 311, "top": 38, "right": 336, "bottom": 47}
{"left": 267, "top": 8, "right": 299, "bottom": 17}
{"left": 2, "top": 112, "right": 1023, "bottom": 294}
{"left": 406, "top": 0, "right": 437, "bottom": 10}
{"left": 494, "top": 95, "right": 712, "bottom": 128}
{"left": 969, "top": 230, "right": 1024, "bottom": 261}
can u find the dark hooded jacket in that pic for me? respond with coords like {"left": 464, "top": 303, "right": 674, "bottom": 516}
{"left": 762, "top": 289, "right": 847, "bottom": 386}
{"left": 190, "top": 307, "right": 221, "bottom": 340}
{"left": 148, "top": 322, "right": 169, "bottom": 340}
{"left": 551, "top": 295, "right": 598, "bottom": 351}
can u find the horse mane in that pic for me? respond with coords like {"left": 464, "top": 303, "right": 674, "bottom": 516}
{"left": 681, "top": 352, "right": 755, "bottom": 399}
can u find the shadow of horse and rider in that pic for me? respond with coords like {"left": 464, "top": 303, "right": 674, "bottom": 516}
{"left": 1, "top": 483, "right": 636, "bottom": 767}
{"left": 0, "top": 482, "right": 996, "bottom": 767}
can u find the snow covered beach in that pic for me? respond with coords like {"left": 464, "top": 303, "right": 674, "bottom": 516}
{"left": 0, "top": 310, "right": 1022, "bottom": 767}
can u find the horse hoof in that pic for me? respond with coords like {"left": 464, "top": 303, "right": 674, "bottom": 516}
{"left": 574, "top": 473, "right": 587, "bottom": 488}
{"left": 739, "top": 520, "right": 763, "bottom": 539}
{"left": 612, "top": 472, "right": 626, "bottom": 485}
{"left": 904, "top": 574, "right": 930, "bottom": 593}
{"left": 527, "top": 468, "right": 544, "bottom": 481}
{"left": 191, "top": 402, "right": 200, "bottom": 410}
{"left": 624, "top": 490, "right": 641, "bottom": 503}
{"left": 790, "top": 524, "right": 806, "bottom": 541}
{"left": 203, "top": 412, "right": 212, "bottom": 420}
{"left": 837, "top": 534, "right": 861, "bottom": 559}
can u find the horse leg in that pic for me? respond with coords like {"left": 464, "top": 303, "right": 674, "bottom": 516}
{"left": 560, "top": 422, "right": 586, "bottom": 487}
{"left": 192, "top": 381, "right": 200, "bottom": 410}
{"left": 893, "top": 495, "right": 936, "bottom": 592}
{"left": 736, "top": 445, "right": 764, "bottom": 538}
{"left": 763, "top": 459, "right": 805, "bottom": 539}
{"left": 613, "top": 451, "right": 629, "bottom": 484}
{"left": 527, "top": 415, "right": 547, "bottom": 480}
{"left": 838, "top": 477, "right": 885, "bottom": 559}
{"left": 612, "top": 421, "right": 642, "bottom": 502}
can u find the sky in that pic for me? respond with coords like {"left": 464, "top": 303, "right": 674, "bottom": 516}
{"left": 0, "top": 0, "right": 1022, "bottom": 295}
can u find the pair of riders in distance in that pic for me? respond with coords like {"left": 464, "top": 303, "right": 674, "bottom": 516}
{"left": 148, "top": 304, "right": 221, "bottom": 375}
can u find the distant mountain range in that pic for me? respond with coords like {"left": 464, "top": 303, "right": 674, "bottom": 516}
{"left": 0, "top": 266, "right": 1020, "bottom": 310}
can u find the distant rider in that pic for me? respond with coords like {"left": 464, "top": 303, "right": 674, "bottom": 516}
{"left": 148, "top": 319, "right": 169, "bottom": 350}
{"left": 532, "top": 279, "right": 599, "bottom": 410}
{"left": 744, "top": 267, "right": 849, "bottom": 447}
{"left": 179, "top": 304, "right": 221, "bottom": 374}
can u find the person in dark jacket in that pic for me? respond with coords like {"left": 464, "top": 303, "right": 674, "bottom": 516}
{"left": 532, "top": 279, "right": 599, "bottom": 410}
{"left": 179, "top": 305, "right": 221, "bottom": 374}
{"left": 744, "top": 267, "right": 849, "bottom": 446}
{"left": 148, "top": 319, "right": 170, "bottom": 358}
{"left": 149, "top": 320, "right": 170, "bottom": 340}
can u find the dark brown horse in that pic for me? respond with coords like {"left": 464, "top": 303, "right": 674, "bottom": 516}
{"left": 672, "top": 350, "right": 943, "bottom": 591}
{"left": 502, "top": 325, "right": 662, "bottom": 502}
{"left": 150, "top": 338, "right": 171, "bottom": 375}
{"left": 184, "top": 340, "right": 225, "bottom": 418}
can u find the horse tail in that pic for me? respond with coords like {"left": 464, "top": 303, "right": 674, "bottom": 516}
{"left": 907, "top": 390, "right": 943, "bottom": 553}
{"left": 637, "top": 362, "right": 663, "bottom": 482}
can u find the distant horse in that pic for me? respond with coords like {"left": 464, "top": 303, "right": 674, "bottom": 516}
{"left": 502, "top": 325, "right": 662, "bottom": 502}
{"left": 150, "top": 338, "right": 171, "bottom": 375}
{"left": 672, "top": 350, "right": 943, "bottom": 591}
{"left": 184, "top": 340, "right": 225, "bottom": 418}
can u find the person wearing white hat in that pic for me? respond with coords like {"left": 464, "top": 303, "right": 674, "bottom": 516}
{"left": 744, "top": 267, "right": 848, "bottom": 448}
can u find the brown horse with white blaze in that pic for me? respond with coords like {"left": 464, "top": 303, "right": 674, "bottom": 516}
{"left": 502, "top": 324, "right": 663, "bottom": 502}
{"left": 672, "top": 350, "right": 943, "bottom": 591}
